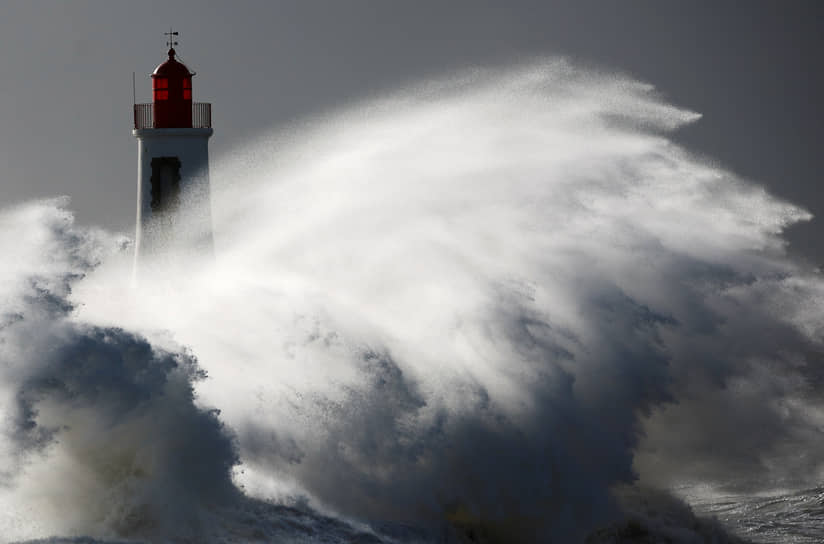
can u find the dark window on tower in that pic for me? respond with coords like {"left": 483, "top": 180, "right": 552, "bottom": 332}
{"left": 153, "top": 78, "right": 169, "bottom": 101}
{"left": 183, "top": 78, "right": 192, "bottom": 100}
{"left": 150, "top": 156, "right": 182, "bottom": 214}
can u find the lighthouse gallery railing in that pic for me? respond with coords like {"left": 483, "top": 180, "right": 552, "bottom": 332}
{"left": 133, "top": 103, "right": 212, "bottom": 129}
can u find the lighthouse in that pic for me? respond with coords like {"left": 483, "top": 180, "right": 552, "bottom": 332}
{"left": 132, "top": 31, "right": 213, "bottom": 272}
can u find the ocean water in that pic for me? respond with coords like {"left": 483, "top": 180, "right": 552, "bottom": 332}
{"left": 1, "top": 60, "right": 823, "bottom": 543}
{"left": 691, "top": 487, "right": 824, "bottom": 543}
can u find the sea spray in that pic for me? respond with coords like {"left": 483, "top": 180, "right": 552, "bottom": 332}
{"left": 0, "top": 201, "right": 240, "bottom": 541}
{"left": 1, "top": 60, "right": 822, "bottom": 542}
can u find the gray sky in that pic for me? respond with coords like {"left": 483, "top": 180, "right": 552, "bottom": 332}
{"left": 1, "top": 1, "right": 822, "bottom": 261}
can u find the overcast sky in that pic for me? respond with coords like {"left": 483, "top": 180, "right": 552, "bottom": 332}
{"left": 1, "top": 1, "right": 822, "bottom": 262}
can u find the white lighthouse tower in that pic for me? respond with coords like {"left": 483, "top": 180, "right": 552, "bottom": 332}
{"left": 132, "top": 31, "right": 213, "bottom": 273}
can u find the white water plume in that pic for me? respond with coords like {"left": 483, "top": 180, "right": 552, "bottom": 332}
{"left": 1, "top": 59, "right": 823, "bottom": 543}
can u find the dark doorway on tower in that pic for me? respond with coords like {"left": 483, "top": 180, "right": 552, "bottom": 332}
{"left": 150, "top": 156, "right": 182, "bottom": 215}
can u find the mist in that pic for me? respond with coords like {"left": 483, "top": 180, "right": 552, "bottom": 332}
{"left": 1, "top": 60, "right": 822, "bottom": 542}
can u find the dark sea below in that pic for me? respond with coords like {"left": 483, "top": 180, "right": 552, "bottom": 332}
{"left": 691, "top": 486, "right": 824, "bottom": 544}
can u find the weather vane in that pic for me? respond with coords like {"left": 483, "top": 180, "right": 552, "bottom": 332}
{"left": 165, "top": 28, "right": 179, "bottom": 49}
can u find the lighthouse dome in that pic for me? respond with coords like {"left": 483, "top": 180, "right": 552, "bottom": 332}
{"left": 152, "top": 48, "right": 193, "bottom": 78}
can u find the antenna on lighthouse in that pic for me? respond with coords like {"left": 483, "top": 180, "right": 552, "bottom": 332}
{"left": 165, "top": 28, "right": 179, "bottom": 49}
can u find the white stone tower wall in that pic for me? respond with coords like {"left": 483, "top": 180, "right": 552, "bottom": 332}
{"left": 133, "top": 127, "right": 214, "bottom": 265}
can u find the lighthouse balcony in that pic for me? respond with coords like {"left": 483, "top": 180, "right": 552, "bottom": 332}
{"left": 133, "top": 102, "right": 212, "bottom": 129}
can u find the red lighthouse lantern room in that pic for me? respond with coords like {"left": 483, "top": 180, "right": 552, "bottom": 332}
{"left": 151, "top": 47, "right": 193, "bottom": 128}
